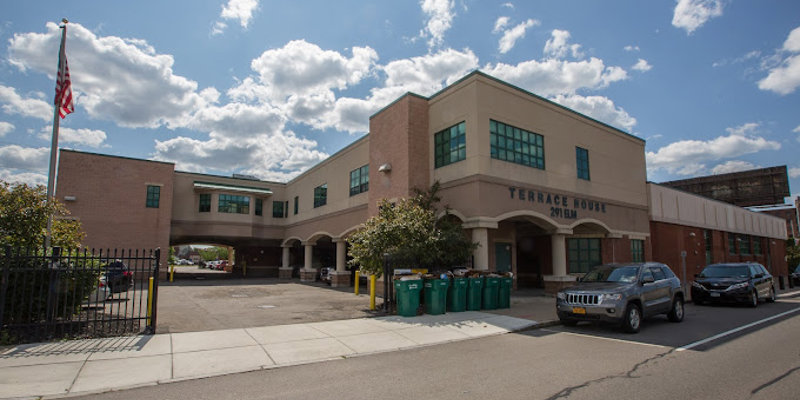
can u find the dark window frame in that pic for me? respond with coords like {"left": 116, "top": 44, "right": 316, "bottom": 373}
{"left": 567, "top": 238, "right": 601, "bottom": 274}
{"left": 349, "top": 165, "right": 369, "bottom": 196}
{"left": 255, "top": 198, "right": 263, "bottom": 216}
{"left": 490, "top": 119, "right": 545, "bottom": 170}
{"left": 218, "top": 194, "right": 250, "bottom": 214}
{"left": 576, "top": 147, "right": 590, "bottom": 180}
{"left": 199, "top": 193, "right": 211, "bottom": 213}
{"left": 313, "top": 184, "right": 327, "bottom": 208}
{"left": 434, "top": 121, "right": 466, "bottom": 168}
{"left": 293, "top": 196, "right": 299, "bottom": 215}
{"left": 146, "top": 185, "right": 160, "bottom": 208}
{"left": 631, "top": 239, "right": 644, "bottom": 262}
{"left": 272, "top": 201, "right": 285, "bottom": 218}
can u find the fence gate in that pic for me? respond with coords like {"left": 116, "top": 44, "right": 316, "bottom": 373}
{"left": 0, "top": 247, "right": 160, "bottom": 345}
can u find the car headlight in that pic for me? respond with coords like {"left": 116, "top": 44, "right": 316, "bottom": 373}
{"left": 691, "top": 281, "right": 705, "bottom": 290}
{"left": 726, "top": 282, "right": 749, "bottom": 291}
{"left": 602, "top": 293, "right": 622, "bottom": 303}
{"left": 556, "top": 292, "right": 566, "bottom": 300}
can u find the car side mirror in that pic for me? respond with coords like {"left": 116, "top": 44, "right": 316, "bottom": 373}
{"left": 754, "top": 273, "right": 764, "bottom": 279}
{"left": 641, "top": 276, "right": 655, "bottom": 285}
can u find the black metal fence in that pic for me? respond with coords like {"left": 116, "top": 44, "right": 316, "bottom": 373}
{"left": 0, "top": 246, "right": 160, "bottom": 345}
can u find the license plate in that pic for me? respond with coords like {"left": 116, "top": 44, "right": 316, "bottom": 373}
{"left": 710, "top": 292, "right": 721, "bottom": 297}
{"left": 572, "top": 307, "right": 586, "bottom": 314}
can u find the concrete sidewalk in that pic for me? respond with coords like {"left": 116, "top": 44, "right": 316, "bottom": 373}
{"left": 0, "top": 310, "right": 548, "bottom": 399}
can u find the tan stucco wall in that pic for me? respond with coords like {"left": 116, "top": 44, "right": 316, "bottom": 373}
{"left": 648, "top": 183, "right": 787, "bottom": 240}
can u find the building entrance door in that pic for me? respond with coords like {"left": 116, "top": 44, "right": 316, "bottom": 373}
{"left": 495, "top": 242, "right": 512, "bottom": 273}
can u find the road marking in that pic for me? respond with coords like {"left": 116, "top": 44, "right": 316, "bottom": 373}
{"left": 541, "top": 329, "right": 673, "bottom": 349}
{"left": 676, "top": 306, "right": 800, "bottom": 352}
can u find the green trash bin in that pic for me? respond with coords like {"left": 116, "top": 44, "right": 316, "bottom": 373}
{"left": 466, "top": 276, "right": 484, "bottom": 311}
{"left": 447, "top": 277, "right": 468, "bottom": 312}
{"left": 482, "top": 277, "right": 500, "bottom": 310}
{"left": 498, "top": 276, "right": 512, "bottom": 309}
{"left": 423, "top": 278, "right": 449, "bottom": 315}
{"left": 394, "top": 278, "right": 422, "bottom": 317}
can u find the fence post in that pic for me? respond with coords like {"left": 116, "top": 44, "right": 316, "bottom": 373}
{"left": 148, "top": 248, "right": 160, "bottom": 334}
{"left": 0, "top": 246, "right": 10, "bottom": 328}
{"left": 45, "top": 247, "right": 62, "bottom": 323}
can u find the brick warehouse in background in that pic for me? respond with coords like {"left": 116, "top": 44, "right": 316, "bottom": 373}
{"left": 55, "top": 70, "right": 790, "bottom": 292}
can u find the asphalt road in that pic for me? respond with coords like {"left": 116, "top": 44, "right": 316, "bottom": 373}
{"left": 72, "top": 297, "right": 800, "bottom": 400}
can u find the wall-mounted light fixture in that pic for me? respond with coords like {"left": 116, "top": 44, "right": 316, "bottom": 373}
{"left": 64, "top": 195, "right": 76, "bottom": 201}
{"left": 378, "top": 163, "right": 392, "bottom": 172}
{"left": 688, "top": 232, "right": 696, "bottom": 237}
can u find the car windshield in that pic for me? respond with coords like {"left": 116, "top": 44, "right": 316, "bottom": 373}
{"left": 582, "top": 266, "right": 640, "bottom": 283}
{"left": 699, "top": 265, "right": 750, "bottom": 278}
{"left": 795, "top": 265, "right": 800, "bottom": 274}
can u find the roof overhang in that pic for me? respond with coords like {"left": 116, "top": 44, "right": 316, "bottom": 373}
{"left": 193, "top": 181, "right": 273, "bottom": 196}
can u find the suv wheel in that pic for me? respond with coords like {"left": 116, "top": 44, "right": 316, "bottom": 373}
{"left": 667, "top": 297, "right": 684, "bottom": 322}
{"left": 622, "top": 303, "right": 641, "bottom": 333}
{"left": 749, "top": 290, "right": 758, "bottom": 308}
{"left": 767, "top": 286, "right": 776, "bottom": 303}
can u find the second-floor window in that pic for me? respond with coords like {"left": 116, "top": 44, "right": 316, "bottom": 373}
{"left": 273, "top": 201, "right": 285, "bottom": 218}
{"left": 314, "top": 184, "right": 327, "bottom": 208}
{"left": 218, "top": 194, "right": 249, "bottom": 214}
{"left": 350, "top": 165, "right": 369, "bottom": 196}
{"left": 255, "top": 198, "right": 263, "bottom": 216}
{"left": 199, "top": 193, "right": 211, "bottom": 212}
{"left": 146, "top": 185, "right": 160, "bottom": 208}
{"left": 490, "top": 120, "right": 544, "bottom": 170}
{"left": 576, "top": 147, "right": 590, "bottom": 180}
{"left": 434, "top": 121, "right": 466, "bottom": 168}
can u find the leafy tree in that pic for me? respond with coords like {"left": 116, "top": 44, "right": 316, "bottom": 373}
{"left": 0, "top": 180, "right": 84, "bottom": 249}
{"left": 787, "top": 239, "right": 799, "bottom": 271}
{"left": 199, "top": 246, "right": 229, "bottom": 261}
{"left": 347, "top": 181, "right": 477, "bottom": 277}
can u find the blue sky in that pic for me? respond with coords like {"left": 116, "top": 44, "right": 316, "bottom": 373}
{"left": 1, "top": 1, "right": 799, "bottom": 201}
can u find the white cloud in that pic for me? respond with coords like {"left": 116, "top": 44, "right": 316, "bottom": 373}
{"left": 0, "top": 170, "right": 47, "bottom": 186}
{"left": 484, "top": 57, "right": 628, "bottom": 97}
{"left": 793, "top": 125, "right": 800, "bottom": 134}
{"left": 789, "top": 167, "right": 800, "bottom": 179}
{"left": 646, "top": 132, "right": 781, "bottom": 175}
{"left": 0, "top": 85, "right": 52, "bottom": 121}
{"left": 211, "top": 21, "right": 227, "bottom": 36}
{"left": 725, "top": 122, "right": 759, "bottom": 135}
{"left": 711, "top": 160, "right": 760, "bottom": 175}
{"left": 758, "top": 26, "right": 800, "bottom": 95}
{"left": 38, "top": 126, "right": 107, "bottom": 148}
{"left": 672, "top": 0, "right": 724, "bottom": 34}
{"left": 498, "top": 19, "right": 539, "bottom": 54}
{"left": 632, "top": 58, "right": 652, "bottom": 72}
{"left": 419, "top": 0, "right": 455, "bottom": 49}
{"left": 624, "top": 45, "right": 640, "bottom": 52}
{"left": 493, "top": 16, "right": 510, "bottom": 34}
{"left": 0, "top": 121, "right": 14, "bottom": 137}
{"left": 543, "top": 29, "right": 582, "bottom": 59}
{"left": 502, "top": 2, "right": 514, "bottom": 9}
{"left": 0, "top": 145, "right": 49, "bottom": 171}
{"left": 220, "top": 0, "right": 260, "bottom": 28}
{"left": 551, "top": 94, "right": 637, "bottom": 132}
{"left": 8, "top": 22, "right": 214, "bottom": 129}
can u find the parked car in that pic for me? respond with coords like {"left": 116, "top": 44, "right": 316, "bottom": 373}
{"left": 556, "top": 262, "right": 685, "bottom": 333}
{"left": 319, "top": 267, "right": 333, "bottom": 285}
{"left": 691, "top": 263, "right": 775, "bottom": 307}
{"left": 102, "top": 261, "right": 133, "bottom": 293}
{"left": 791, "top": 264, "right": 800, "bottom": 286}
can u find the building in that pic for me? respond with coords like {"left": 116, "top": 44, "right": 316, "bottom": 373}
{"left": 56, "top": 71, "right": 789, "bottom": 292}
{"left": 660, "top": 166, "right": 790, "bottom": 207}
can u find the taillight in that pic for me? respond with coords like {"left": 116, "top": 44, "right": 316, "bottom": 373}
{"left": 124, "top": 271, "right": 133, "bottom": 277}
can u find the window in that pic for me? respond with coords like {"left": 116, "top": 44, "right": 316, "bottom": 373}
{"left": 293, "top": 196, "right": 299, "bottom": 215}
{"left": 313, "top": 184, "right": 327, "bottom": 208}
{"left": 272, "top": 201, "right": 285, "bottom": 218}
{"left": 704, "top": 230, "right": 713, "bottom": 265}
{"left": 218, "top": 194, "right": 249, "bottom": 214}
{"left": 434, "top": 121, "right": 466, "bottom": 168}
{"left": 349, "top": 165, "right": 369, "bottom": 196}
{"left": 650, "top": 267, "right": 666, "bottom": 281}
{"left": 576, "top": 147, "right": 590, "bottom": 180}
{"left": 490, "top": 120, "right": 544, "bottom": 170}
{"left": 728, "top": 233, "right": 736, "bottom": 255}
{"left": 255, "top": 198, "right": 263, "bottom": 216}
{"left": 146, "top": 185, "right": 160, "bottom": 208}
{"left": 753, "top": 237, "right": 762, "bottom": 255}
{"left": 739, "top": 234, "right": 751, "bottom": 255}
{"left": 199, "top": 193, "right": 211, "bottom": 213}
{"left": 631, "top": 239, "right": 644, "bottom": 262}
{"left": 568, "top": 238, "right": 601, "bottom": 274}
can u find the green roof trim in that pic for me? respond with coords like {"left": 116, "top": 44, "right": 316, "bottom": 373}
{"left": 193, "top": 181, "right": 273, "bottom": 195}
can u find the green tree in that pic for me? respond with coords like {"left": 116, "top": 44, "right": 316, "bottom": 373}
{"left": 0, "top": 180, "right": 84, "bottom": 249}
{"left": 787, "top": 239, "right": 799, "bottom": 271}
{"left": 347, "top": 181, "right": 477, "bottom": 277}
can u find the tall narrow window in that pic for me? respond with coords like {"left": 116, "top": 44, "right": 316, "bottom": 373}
{"left": 490, "top": 120, "right": 544, "bottom": 169}
{"left": 704, "top": 230, "right": 713, "bottom": 265}
{"left": 218, "top": 194, "right": 249, "bottom": 214}
{"left": 753, "top": 237, "right": 762, "bottom": 255}
{"left": 631, "top": 239, "right": 644, "bottom": 262}
{"left": 576, "top": 147, "right": 590, "bottom": 180}
{"left": 728, "top": 233, "right": 736, "bottom": 255}
{"left": 349, "top": 165, "right": 369, "bottom": 196}
{"left": 293, "top": 196, "right": 299, "bottom": 215}
{"left": 272, "top": 201, "right": 285, "bottom": 218}
{"left": 199, "top": 193, "right": 211, "bottom": 212}
{"left": 739, "top": 234, "right": 750, "bottom": 255}
{"left": 255, "top": 198, "right": 263, "bottom": 216}
{"left": 146, "top": 185, "right": 160, "bottom": 208}
{"left": 567, "top": 238, "right": 601, "bottom": 274}
{"left": 434, "top": 121, "right": 466, "bottom": 168}
{"left": 314, "top": 184, "right": 327, "bottom": 208}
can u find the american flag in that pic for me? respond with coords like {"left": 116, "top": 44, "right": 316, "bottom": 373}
{"left": 55, "top": 24, "right": 73, "bottom": 119}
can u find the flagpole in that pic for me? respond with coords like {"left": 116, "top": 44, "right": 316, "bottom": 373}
{"left": 45, "top": 18, "right": 68, "bottom": 250}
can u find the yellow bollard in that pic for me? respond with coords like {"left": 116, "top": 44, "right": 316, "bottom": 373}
{"left": 369, "top": 275, "right": 376, "bottom": 310}
{"left": 354, "top": 269, "right": 360, "bottom": 295}
{"left": 147, "top": 277, "right": 154, "bottom": 325}
{"left": 169, "top": 264, "right": 174, "bottom": 282}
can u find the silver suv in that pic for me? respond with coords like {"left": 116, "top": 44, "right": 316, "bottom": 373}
{"left": 556, "top": 262, "right": 685, "bottom": 333}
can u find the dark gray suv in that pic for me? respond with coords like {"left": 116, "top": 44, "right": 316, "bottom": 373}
{"left": 556, "top": 262, "right": 685, "bottom": 333}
